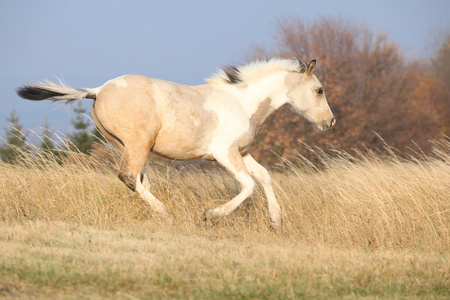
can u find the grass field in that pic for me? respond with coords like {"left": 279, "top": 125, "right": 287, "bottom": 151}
{"left": 0, "top": 140, "right": 449, "bottom": 299}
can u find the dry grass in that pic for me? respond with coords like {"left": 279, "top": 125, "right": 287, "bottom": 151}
{"left": 0, "top": 139, "right": 449, "bottom": 298}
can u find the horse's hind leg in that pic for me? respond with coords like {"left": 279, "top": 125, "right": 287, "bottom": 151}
{"left": 119, "top": 143, "right": 172, "bottom": 223}
{"left": 141, "top": 164, "right": 151, "bottom": 190}
{"left": 91, "top": 102, "right": 170, "bottom": 222}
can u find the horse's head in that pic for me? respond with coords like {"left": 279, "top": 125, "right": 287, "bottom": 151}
{"left": 286, "top": 59, "right": 335, "bottom": 131}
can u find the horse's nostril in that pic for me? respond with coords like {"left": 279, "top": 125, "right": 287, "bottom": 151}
{"left": 330, "top": 118, "right": 336, "bottom": 128}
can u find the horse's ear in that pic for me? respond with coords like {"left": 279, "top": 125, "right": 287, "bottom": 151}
{"left": 306, "top": 59, "right": 316, "bottom": 76}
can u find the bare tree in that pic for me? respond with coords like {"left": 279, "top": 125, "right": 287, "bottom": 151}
{"left": 247, "top": 17, "right": 442, "bottom": 164}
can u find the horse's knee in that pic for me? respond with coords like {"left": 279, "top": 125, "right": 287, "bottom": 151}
{"left": 237, "top": 173, "right": 256, "bottom": 197}
{"left": 118, "top": 172, "right": 136, "bottom": 191}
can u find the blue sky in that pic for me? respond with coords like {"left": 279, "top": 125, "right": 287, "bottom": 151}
{"left": 1, "top": 0, "right": 449, "bottom": 140}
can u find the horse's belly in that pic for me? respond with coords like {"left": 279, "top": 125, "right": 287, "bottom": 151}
{"left": 151, "top": 125, "right": 215, "bottom": 160}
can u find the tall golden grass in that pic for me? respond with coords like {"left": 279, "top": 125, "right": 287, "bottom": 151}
{"left": 0, "top": 137, "right": 449, "bottom": 298}
{"left": 1, "top": 138, "right": 449, "bottom": 249}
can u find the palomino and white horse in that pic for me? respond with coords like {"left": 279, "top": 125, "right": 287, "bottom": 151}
{"left": 17, "top": 58, "right": 335, "bottom": 227}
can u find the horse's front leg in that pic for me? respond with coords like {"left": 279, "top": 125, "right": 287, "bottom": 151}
{"left": 204, "top": 148, "right": 255, "bottom": 220}
{"left": 243, "top": 154, "right": 281, "bottom": 228}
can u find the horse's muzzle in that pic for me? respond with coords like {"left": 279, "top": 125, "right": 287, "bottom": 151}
{"left": 321, "top": 117, "right": 336, "bottom": 131}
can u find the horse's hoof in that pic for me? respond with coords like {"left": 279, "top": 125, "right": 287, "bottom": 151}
{"left": 269, "top": 221, "right": 281, "bottom": 231}
{"left": 203, "top": 209, "right": 213, "bottom": 221}
{"left": 158, "top": 212, "right": 173, "bottom": 225}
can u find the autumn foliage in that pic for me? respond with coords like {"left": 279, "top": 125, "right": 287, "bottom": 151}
{"left": 248, "top": 17, "right": 449, "bottom": 164}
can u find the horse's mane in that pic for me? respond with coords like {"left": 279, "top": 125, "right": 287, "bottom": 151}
{"left": 206, "top": 58, "right": 307, "bottom": 85}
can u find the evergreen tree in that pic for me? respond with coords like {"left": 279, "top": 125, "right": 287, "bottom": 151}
{"left": 68, "top": 102, "right": 94, "bottom": 154}
{"left": 40, "top": 116, "right": 55, "bottom": 152}
{"left": 0, "top": 108, "right": 28, "bottom": 163}
{"left": 40, "top": 116, "right": 63, "bottom": 161}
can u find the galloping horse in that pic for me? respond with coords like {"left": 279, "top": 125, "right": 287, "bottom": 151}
{"left": 17, "top": 58, "right": 335, "bottom": 227}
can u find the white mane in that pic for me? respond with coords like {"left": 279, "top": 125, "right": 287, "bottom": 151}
{"left": 206, "top": 58, "right": 304, "bottom": 85}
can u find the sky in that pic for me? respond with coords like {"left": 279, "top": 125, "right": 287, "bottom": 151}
{"left": 1, "top": 0, "right": 449, "bottom": 141}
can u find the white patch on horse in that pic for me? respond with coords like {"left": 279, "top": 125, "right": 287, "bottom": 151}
{"left": 111, "top": 75, "right": 129, "bottom": 88}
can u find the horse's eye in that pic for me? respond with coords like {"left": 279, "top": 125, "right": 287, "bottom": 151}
{"left": 316, "top": 88, "right": 324, "bottom": 95}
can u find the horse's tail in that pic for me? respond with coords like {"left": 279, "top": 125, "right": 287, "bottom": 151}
{"left": 16, "top": 79, "right": 100, "bottom": 103}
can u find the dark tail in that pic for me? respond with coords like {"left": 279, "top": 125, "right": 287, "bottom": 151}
{"left": 16, "top": 80, "right": 99, "bottom": 103}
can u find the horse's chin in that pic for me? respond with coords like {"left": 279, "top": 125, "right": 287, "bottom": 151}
{"left": 314, "top": 121, "right": 328, "bottom": 131}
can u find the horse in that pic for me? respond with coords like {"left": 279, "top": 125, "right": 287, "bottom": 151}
{"left": 17, "top": 58, "right": 335, "bottom": 227}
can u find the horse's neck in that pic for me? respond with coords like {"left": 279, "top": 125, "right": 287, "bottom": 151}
{"left": 237, "top": 73, "right": 289, "bottom": 125}
{"left": 198, "top": 72, "right": 290, "bottom": 127}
